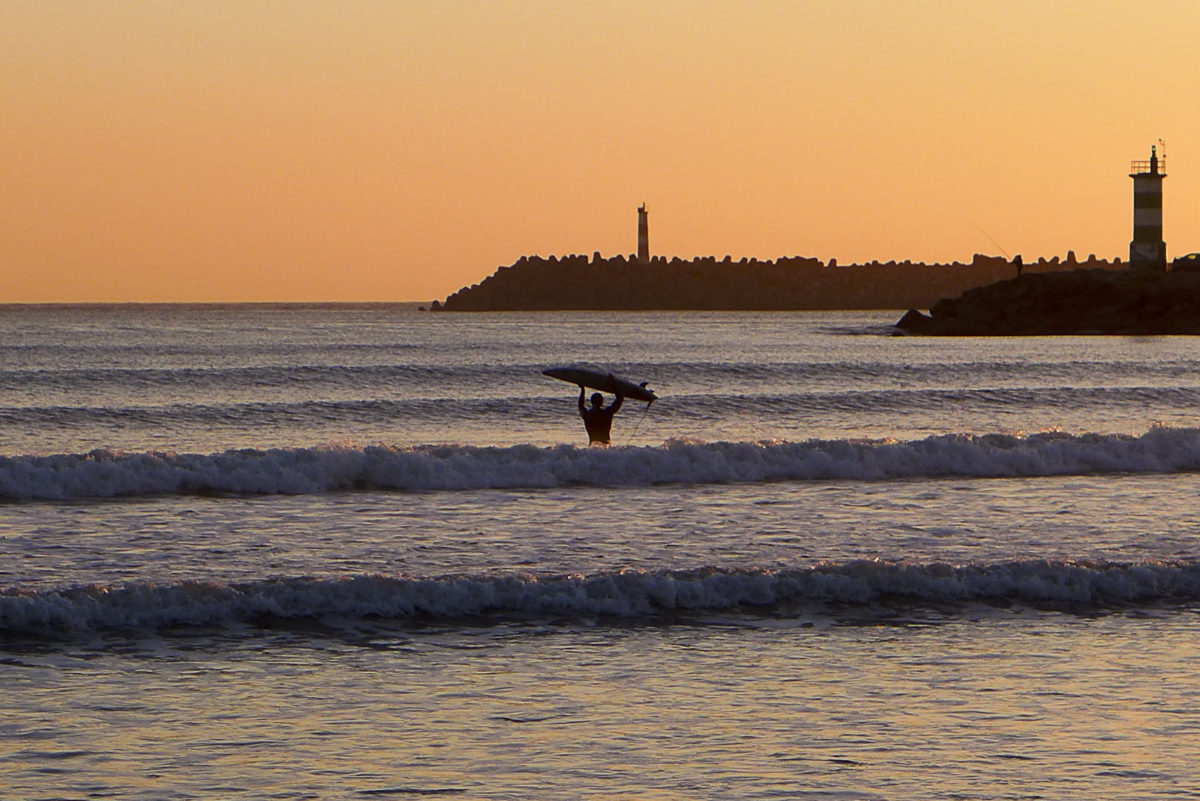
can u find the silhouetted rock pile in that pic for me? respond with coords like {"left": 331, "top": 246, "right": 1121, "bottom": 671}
{"left": 435, "top": 252, "right": 1121, "bottom": 312}
{"left": 896, "top": 268, "right": 1200, "bottom": 335}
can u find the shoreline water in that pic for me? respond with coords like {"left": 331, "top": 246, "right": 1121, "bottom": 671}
{"left": 6, "top": 307, "right": 1200, "bottom": 799}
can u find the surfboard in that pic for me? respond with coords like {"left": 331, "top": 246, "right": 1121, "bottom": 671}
{"left": 542, "top": 367, "right": 658, "bottom": 403}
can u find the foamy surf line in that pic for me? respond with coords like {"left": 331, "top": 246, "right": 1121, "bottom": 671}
{"left": 5, "top": 559, "right": 1200, "bottom": 637}
{"left": 4, "top": 427, "right": 1200, "bottom": 500}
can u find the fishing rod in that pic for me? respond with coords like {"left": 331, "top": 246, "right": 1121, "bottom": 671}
{"left": 625, "top": 400, "right": 654, "bottom": 445}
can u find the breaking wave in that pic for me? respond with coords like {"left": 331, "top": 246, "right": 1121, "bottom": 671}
{"left": 5, "top": 559, "right": 1200, "bottom": 638}
{"left": 4, "top": 427, "right": 1200, "bottom": 501}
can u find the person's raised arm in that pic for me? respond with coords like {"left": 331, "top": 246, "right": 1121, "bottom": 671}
{"left": 578, "top": 385, "right": 586, "bottom": 412}
{"left": 610, "top": 393, "right": 624, "bottom": 413}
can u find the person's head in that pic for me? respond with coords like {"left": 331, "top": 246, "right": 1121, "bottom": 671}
{"left": 590, "top": 393, "right": 604, "bottom": 409}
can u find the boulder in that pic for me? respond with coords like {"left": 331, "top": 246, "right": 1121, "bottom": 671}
{"left": 896, "top": 308, "right": 934, "bottom": 333}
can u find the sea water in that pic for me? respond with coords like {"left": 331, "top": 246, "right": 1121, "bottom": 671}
{"left": 4, "top": 305, "right": 1200, "bottom": 799}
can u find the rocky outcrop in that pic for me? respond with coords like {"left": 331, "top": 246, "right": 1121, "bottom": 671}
{"left": 435, "top": 253, "right": 1122, "bottom": 312}
{"left": 895, "top": 268, "right": 1200, "bottom": 335}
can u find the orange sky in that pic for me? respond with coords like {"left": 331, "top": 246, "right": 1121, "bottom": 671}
{"left": 4, "top": 0, "right": 1199, "bottom": 302}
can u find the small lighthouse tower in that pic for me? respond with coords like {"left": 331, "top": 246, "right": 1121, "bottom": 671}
{"left": 1129, "top": 144, "right": 1167, "bottom": 270}
{"left": 637, "top": 204, "right": 649, "bottom": 263}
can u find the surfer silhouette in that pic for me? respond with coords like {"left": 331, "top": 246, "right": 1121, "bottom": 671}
{"left": 578, "top": 386, "right": 624, "bottom": 446}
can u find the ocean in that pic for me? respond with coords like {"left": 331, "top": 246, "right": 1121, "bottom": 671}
{"left": 4, "top": 304, "right": 1200, "bottom": 800}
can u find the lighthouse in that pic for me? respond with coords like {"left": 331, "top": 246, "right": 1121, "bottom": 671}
{"left": 637, "top": 204, "right": 649, "bottom": 263}
{"left": 1129, "top": 144, "right": 1167, "bottom": 270}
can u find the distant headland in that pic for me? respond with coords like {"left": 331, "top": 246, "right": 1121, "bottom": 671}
{"left": 431, "top": 251, "right": 1121, "bottom": 312}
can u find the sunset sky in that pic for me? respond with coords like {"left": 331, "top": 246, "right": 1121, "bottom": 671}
{"left": 5, "top": 0, "right": 1200, "bottom": 303}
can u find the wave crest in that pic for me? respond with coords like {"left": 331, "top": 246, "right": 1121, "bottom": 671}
{"left": 4, "top": 427, "right": 1200, "bottom": 500}
{"left": 5, "top": 559, "right": 1200, "bottom": 637}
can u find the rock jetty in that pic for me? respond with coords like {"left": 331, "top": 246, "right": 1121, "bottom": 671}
{"left": 433, "top": 252, "right": 1121, "bottom": 312}
{"left": 896, "top": 266, "right": 1200, "bottom": 335}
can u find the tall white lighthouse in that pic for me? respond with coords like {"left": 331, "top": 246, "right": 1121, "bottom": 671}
{"left": 637, "top": 204, "right": 649, "bottom": 263}
{"left": 1129, "top": 144, "right": 1167, "bottom": 270}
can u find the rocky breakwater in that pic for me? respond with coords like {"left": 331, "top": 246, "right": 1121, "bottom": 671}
{"left": 433, "top": 253, "right": 1122, "bottom": 312}
{"left": 896, "top": 267, "right": 1200, "bottom": 335}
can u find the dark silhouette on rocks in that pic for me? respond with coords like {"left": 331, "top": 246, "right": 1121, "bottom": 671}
{"left": 433, "top": 253, "right": 1123, "bottom": 312}
{"left": 896, "top": 259, "right": 1200, "bottom": 335}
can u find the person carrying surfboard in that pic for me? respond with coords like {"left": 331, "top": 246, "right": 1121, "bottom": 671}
{"left": 578, "top": 386, "right": 624, "bottom": 446}
{"left": 542, "top": 367, "right": 655, "bottom": 445}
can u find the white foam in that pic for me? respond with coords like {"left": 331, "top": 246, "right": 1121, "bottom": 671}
{"left": 4, "top": 559, "right": 1200, "bottom": 637}
{"left": 4, "top": 427, "right": 1200, "bottom": 500}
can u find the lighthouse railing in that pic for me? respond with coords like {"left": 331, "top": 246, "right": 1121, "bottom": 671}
{"left": 1130, "top": 158, "right": 1166, "bottom": 176}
